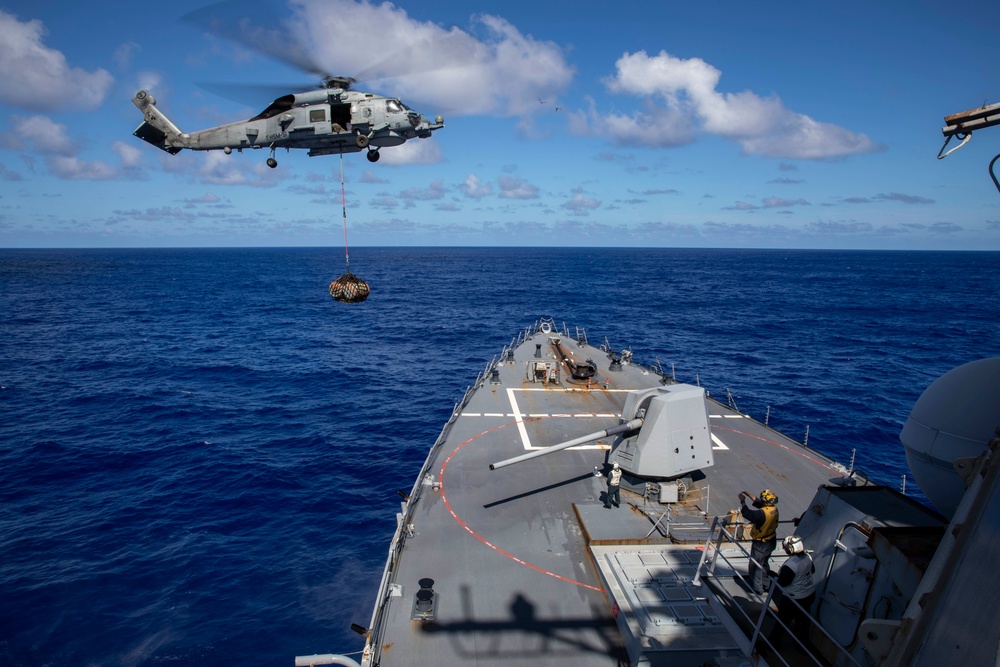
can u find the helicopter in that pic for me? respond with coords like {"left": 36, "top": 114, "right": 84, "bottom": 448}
{"left": 132, "top": 74, "right": 445, "bottom": 166}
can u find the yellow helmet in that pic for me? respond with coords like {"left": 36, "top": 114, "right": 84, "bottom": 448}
{"left": 760, "top": 489, "right": 778, "bottom": 505}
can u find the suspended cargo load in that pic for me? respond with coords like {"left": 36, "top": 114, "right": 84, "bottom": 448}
{"left": 329, "top": 271, "right": 370, "bottom": 303}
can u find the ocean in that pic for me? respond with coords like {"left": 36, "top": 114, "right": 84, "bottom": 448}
{"left": 1, "top": 247, "right": 998, "bottom": 666}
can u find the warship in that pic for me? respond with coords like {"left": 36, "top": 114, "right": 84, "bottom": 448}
{"left": 292, "top": 318, "right": 999, "bottom": 667}
{"left": 293, "top": 104, "right": 1000, "bottom": 666}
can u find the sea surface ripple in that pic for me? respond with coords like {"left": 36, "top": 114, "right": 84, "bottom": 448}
{"left": 1, "top": 247, "right": 998, "bottom": 666}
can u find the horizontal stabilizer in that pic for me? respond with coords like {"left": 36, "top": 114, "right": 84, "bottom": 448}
{"left": 132, "top": 89, "right": 184, "bottom": 155}
{"left": 133, "top": 121, "right": 183, "bottom": 155}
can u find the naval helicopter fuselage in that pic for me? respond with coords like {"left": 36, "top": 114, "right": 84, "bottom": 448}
{"left": 132, "top": 84, "right": 444, "bottom": 166}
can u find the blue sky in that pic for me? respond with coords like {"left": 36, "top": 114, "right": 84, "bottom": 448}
{"left": 1, "top": 0, "right": 998, "bottom": 248}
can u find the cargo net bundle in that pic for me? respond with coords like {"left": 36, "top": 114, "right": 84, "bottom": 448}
{"left": 329, "top": 270, "right": 370, "bottom": 303}
{"left": 329, "top": 149, "right": 370, "bottom": 304}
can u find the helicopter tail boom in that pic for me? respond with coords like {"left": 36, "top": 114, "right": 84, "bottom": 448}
{"left": 132, "top": 90, "right": 184, "bottom": 155}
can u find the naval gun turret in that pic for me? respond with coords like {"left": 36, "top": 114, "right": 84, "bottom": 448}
{"left": 490, "top": 384, "right": 714, "bottom": 480}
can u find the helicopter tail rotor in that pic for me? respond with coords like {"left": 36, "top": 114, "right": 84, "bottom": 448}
{"left": 131, "top": 90, "right": 185, "bottom": 155}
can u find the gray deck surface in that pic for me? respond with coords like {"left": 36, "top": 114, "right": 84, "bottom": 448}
{"left": 368, "top": 328, "right": 844, "bottom": 666}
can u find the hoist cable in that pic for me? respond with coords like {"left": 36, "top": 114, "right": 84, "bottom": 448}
{"left": 340, "top": 147, "right": 350, "bottom": 272}
{"left": 328, "top": 144, "right": 370, "bottom": 303}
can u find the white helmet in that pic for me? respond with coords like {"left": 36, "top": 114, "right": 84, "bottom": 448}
{"left": 782, "top": 535, "right": 805, "bottom": 555}
{"left": 612, "top": 461, "right": 620, "bottom": 470}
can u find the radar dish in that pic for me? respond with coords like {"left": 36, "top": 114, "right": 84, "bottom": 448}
{"left": 899, "top": 357, "right": 1000, "bottom": 518}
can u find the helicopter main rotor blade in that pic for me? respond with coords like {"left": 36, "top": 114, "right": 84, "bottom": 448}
{"left": 196, "top": 81, "right": 311, "bottom": 107}
{"left": 181, "top": 0, "right": 329, "bottom": 79}
{"left": 181, "top": 0, "right": 468, "bottom": 100}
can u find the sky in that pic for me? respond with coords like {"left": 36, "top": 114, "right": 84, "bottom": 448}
{"left": 0, "top": 0, "right": 998, "bottom": 249}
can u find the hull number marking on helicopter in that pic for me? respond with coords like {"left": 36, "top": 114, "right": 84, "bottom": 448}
{"left": 265, "top": 131, "right": 288, "bottom": 141}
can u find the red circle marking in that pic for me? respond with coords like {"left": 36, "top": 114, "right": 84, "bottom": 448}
{"left": 713, "top": 424, "right": 840, "bottom": 474}
{"left": 438, "top": 420, "right": 604, "bottom": 593}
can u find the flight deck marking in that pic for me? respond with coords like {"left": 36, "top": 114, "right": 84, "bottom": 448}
{"left": 712, "top": 424, "right": 840, "bottom": 474}
{"left": 460, "top": 412, "right": 619, "bottom": 419}
{"left": 505, "top": 388, "right": 614, "bottom": 451}
{"left": 711, "top": 433, "right": 730, "bottom": 450}
{"left": 507, "top": 388, "right": 532, "bottom": 448}
{"left": 438, "top": 421, "right": 605, "bottom": 593}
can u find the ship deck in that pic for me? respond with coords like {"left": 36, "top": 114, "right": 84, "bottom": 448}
{"left": 364, "top": 325, "right": 845, "bottom": 666}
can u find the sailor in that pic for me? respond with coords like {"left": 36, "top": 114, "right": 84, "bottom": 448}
{"left": 738, "top": 489, "right": 779, "bottom": 594}
{"left": 771, "top": 535, "right": 816, "bottom": 648}
{"left": 604, "top": 461, "right": 622, "bottom": 509}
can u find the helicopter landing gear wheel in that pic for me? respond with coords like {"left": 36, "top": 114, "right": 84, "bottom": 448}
{"left": 266, "top": 157, "right": 277, "bottom": 168}
{"left": 355, "top": 134, "right": 369, "bottom": 149}
{"left": 366, "top": 149, "right": 380, "bottom": 163}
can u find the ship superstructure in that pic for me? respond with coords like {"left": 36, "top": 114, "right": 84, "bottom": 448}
{"left": 296, "top": 320, "right": 1000, "bottom": 667}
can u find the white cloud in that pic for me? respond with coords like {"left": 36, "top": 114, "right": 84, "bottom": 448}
{"left": 11, "top": 115, "right": 77, "bottom": 154}
{"left": 0, "top": 10, "right": 113, "bottom": 111}
{"left": 284, "top": 0, "right": 573, "bottom": 117}
{"left": 723, "top": 196, "right": 810, "bottom": 211}
{"left": 3, "top": 115, "right": 127, "bottom": 180}
{"left": 199, "top": 151, "right": 279, "bottom": 186}
{"left": 497, "top": 175, "right": 539, "bottom": 199}
{"left": 461, "top": 174, "right": 493, "bottom": 199}
{"left": 399, "top": 179, "right": 446, "bottom": 202}
{"left": 113, "top": 140, "right": 144, "bottom": 168}
{"left": 761, "top": 196, "right": 809, "bottom": 208}
{"left": 573, "top": 97, "right": 696, "bottom": 147}
{"left": 48, "top": 156, "right": 118, "bottom": 180}
{"left": 563, "top": 188, "right": 601, "bottom": 216}
{"left": 0, "top": 162, "right": 24, "bottom": 181}
{"left": 370, "top": 195, "right": 399, "bottom": 209}
{"left": 377, "top": 138, "right": 442, "bottom": 165}
{"left": 114, "top": 41, "right": 140, "bottom": 70}
{"left": 360, "top": 169, "right": 386, "bottom": 183}
{"left": 514, "top": 116, "right": 551, "bottom": 140}
{"left": 594, "top": 50, "right": 879, "bottom": 159}
{"left": 184, "top": 193, "right": 222, "bottom": 204}
{"left": 136, "top": 70, "right": 164, "bottom": 94}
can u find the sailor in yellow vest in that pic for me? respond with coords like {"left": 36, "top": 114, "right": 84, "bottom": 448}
{"left": 738, "top": 489, "right": 779, "bottom": 595}
{"left": 603, "top": 461, "right": 622, "bottom": 509}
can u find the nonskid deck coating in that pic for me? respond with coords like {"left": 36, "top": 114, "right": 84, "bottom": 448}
{"left": 367, "top": 328, "right": 843, "bottom": 666}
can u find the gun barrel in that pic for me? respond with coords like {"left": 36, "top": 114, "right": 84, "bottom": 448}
{"left": 489, "top": 418, "right": 643, "bottom": 470}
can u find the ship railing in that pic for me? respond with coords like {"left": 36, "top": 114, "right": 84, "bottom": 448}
{"left": 451, "top": 320, "right": 551, "bottom": 419}
{"left": 692, "top": 516, "right": 864, "bottom": 667}
{"left": 363, "top": 322, "right": 548, "bottom": 666}
{"left": 724, "top": 387, "right": 741, "bottom": 413}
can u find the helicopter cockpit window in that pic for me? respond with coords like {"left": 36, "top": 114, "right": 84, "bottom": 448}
{"left": 386, "top": 99, "right": 404, "bottom": 114}
{"left": 250, "top": 95, "right": 295, "bottom": 121}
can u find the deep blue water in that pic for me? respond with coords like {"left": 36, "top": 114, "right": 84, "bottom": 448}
{"left": 1, "top": 247, "right": 998, "bottom": 666}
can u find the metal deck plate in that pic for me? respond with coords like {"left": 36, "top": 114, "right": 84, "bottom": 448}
{"left": 365, "top": 327, "right": 844, "bottom": 666}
